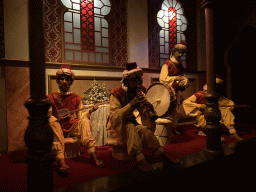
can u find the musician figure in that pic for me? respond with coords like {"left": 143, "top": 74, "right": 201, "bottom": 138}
{"left": 47, "top": 65, "right": 104, "bottom": 172}
{"left": 183, "top": 76, "right": 243, "bottom": 141}
{"left": 106, "top": 62, "right": 180, "bottom": 172}
{"left": 159, "top": 43, "right": 189, "bottom": 134}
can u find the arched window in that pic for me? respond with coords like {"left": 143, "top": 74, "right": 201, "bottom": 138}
{"left": 157, "top": 0, "right": 187, "bottom": 67}
{"left": 61, "top": 0, "right": 111, "bottom": 64}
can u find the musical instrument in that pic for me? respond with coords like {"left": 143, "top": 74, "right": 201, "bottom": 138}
{"left": 176, "top": 76, "right": 189, "bottom": 91}
{"left": 134, "top": 99, "right": 162, "bottom": 125}
{"left": 145, "top": 83, "right": 177, "bottom": 118}
{"left": 188, "top": 104, "right": 250, "bottom": 117}
{"left": 135, "top": 89, "right": 159, "bottom": 122}
{"left": 219, "top": 105, "right": 249, "bottom": 108}
{"left": 57, "top": 101, "right": 110, "bottom": 118}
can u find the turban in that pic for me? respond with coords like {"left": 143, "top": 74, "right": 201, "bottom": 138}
{"left": 216, "top": 74, "right": 224, "bottom": 85}
{"left": 203, "top": 75, "right": 224, "bottom": 91}
{"left": 171, "top": 42, "right": 187, "bottom": 54}
{"left": 122, "top": 62, "right": 143, "bottom": 80}
{"left": 56, "top": 65, "right": 75, "bottom": 80}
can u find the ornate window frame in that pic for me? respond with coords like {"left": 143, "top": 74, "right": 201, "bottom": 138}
{"left": 60, "top": 0, "right": 112, "bottom": 65}
{"left": 157, "top": 0, "right": 187, "bottom": 67}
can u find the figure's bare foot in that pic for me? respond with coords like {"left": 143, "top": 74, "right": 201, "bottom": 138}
{"left": 90, "top": 152, "right": 104, "bottom": 168}
{"left": 231, "top": 133, "right": 244, "bottom": 141}
{"left": 138, "top": 158, "right": 155, "bottom": 172}
{"left": 59, "top": 159, "right": 69, "bottom": 173}
{"left": 198, "top": 130, "right": 206, "bottom": 136}
{"left": 173, "top": 129, "right": 181, "bottom": 135}
{"left": 221, "top": 137, "right": 226, "bottom": 143}
{"left": 158, "top": 152, "right": 182, "bottom": 170}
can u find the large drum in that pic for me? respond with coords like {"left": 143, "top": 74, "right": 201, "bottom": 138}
{"left": 146, "top": 83, "right": 177, "bottom": 118}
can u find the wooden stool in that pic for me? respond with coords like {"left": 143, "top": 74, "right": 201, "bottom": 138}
{"left": 105, "top": 138, "right": 134, "bottom": 160}
{"left": 155, "top": 118, "right": 173, "bottom": 146}
{"left": 64, "top": 137, "right": 81, "bottom": 158}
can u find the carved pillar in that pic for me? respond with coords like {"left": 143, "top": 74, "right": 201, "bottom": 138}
{"left": 24, "top": 0, "right": 54, "bottom": 191}
{"left": 201, "top": 0, "right": 222, "bottom": 153}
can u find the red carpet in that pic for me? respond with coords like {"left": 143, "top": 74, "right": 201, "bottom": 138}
{"left": 0, "top": 123, "right": 255, "bottom": 191}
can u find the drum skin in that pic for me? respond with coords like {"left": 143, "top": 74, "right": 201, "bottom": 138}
{"left": 146, "top": 83, "right": 177, "bottom": 118}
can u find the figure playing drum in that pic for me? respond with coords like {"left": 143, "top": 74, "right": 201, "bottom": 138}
{"left": 159, "top": 43, "right": 189, "bottom": 134}
{"left": 106, "top": 62, "right": 181, "bottom": 172}
{"left": 183, "top": 76, "right": 243, "bottom": 141}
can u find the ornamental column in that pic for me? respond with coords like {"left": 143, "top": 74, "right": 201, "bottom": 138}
{"left": 24, "top": 0, "right": 54, "bottom": 191}
{"left": 201, "top": 0, "right": 222, "bottom": 153}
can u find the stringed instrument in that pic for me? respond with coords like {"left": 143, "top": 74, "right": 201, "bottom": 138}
{"left": 57, "top": 101, "right": 110, "bottom": 118}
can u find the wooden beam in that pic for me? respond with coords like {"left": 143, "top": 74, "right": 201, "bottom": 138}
{"left": 24, "top": 0, "right": 54, "bottom": 191}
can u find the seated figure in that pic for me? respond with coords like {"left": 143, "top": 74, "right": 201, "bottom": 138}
{"left": 159, "top": 43, "right": 189, "bottom": 134}
{"left": 47, "top": 65, "right": 104, "bottom": 173}
{"left": 183, "top": 76, "right": 243, "bottom": 141}
{"left": 106, "top": 62, "right": 181, "bottom": 172}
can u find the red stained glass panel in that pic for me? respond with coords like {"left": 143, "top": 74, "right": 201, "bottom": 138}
{"left": 169, "top": 7, "right": 177, "bottom": 52}
{"left": 81, "top": 0, "right": 95, "bottom": 51}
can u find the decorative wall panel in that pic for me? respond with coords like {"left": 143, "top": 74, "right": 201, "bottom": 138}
{"left": 108, "top": 0, "right": 127, "bottom": 67}
{"left": 148, "top": 0, "right": 162, "bottom": 69}
{"left": 44, "top": 0, "right": 63, "bottom": 63}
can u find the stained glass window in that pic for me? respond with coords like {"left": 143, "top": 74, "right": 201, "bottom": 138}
{"left": 61, "top": 0, "right": 111, "bottom": 64}
{"left": 157, "top": 0, "right": 187, "bottom": 67}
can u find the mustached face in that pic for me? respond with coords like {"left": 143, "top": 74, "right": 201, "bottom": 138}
{"left": 127, "top": 77, "right": 143, "bottom": 94}
{"left": 59, "top": 82, "right": 70, "bottom": 92}
{"left": 57, "top": 75, "right": 72, "bottom": 92}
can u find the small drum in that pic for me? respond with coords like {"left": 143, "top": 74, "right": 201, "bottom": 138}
{"left": 154, "top": 118, "right": 173, "bottom": 146}
{"left": 146, "top": 83, "right": 177, "bottom": 118}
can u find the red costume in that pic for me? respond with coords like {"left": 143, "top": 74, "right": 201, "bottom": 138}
{"left": 164, "top": 60, "right": 185, "bottom": 92}
{"left": 47, "top": 92, "right": 81, "bottom": 132}
{"left": 110, "top": 85, "right": 146, "bottom": 107}
{"left": 194, "top": 91, "right": 207, "bottom": 104}
{"left": 165, "top": 60, "right": 184, "bottom": 76}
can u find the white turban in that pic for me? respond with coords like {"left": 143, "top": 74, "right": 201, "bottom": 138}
{"left": 56, "top": 65, "right": 75, "bottom": 80}
{"left": 121, "top": 62, "right": 143, "bottom": 83}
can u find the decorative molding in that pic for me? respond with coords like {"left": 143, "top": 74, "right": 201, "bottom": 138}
{"left": 1, "top": 59, "right": 162, "bottom": 73}
{"left": 0, "top": 59, "right": 30, "bottom": 67}
{"left": 48, "top": 74, "right": 122, "bottom": 95}
{"left": 48, "top": 74, "right": 122, "bottom": 81}
{"left": 1, "top": 59, "right": 206, "bottom": 76}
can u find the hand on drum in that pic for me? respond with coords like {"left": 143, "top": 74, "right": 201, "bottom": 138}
{"left": 175, "top": 76, "right": 187, "bottom": 81}
{"left": 175, "top": 76, "right": 183, "bottom": 81}
{"left": 176, "top": 76, "right": 189, "bottom": 90}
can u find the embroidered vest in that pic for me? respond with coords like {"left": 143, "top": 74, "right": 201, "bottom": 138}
{"left": 47, "top": 92, "right": 81, "bottom": 132}
{"left": 194, "top": 91, "right": 206, "bottom": 104}
{"left": 165, "top": 60, "right": 184, "bottom": 77}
